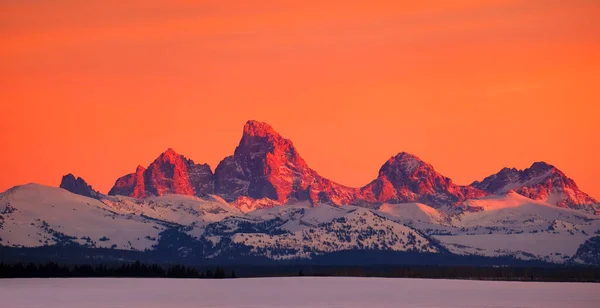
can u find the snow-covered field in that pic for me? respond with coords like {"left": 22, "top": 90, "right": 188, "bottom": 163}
{"left": 0, "top": 277, "right": 598, "bottom": 308}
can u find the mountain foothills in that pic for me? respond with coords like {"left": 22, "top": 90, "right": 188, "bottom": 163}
{"left": 1, "top": 120, "right": 599, "bottom": 266}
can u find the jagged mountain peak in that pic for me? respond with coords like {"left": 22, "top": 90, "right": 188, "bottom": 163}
{"left": 61, "top": 173, "right": 77, "bottom": 183}
{"left": 236, "top": 120, "right": 296, "bottom": 160}
{"left": 59, "top": 174, "right": 102, "bottom": 199}
{"left": 108, "top": 149, "right": 214, "bottom": 198}
{"left": 529, "top": 161, "right": 554, "bottom": 169}
{"left": 498, "top": 166, "right": 519, "bottom": 173}
{"left": 101, "top": 120, "right": 595, "bottom": 212}
{"left": 363, "top": 153, "right": 488, "bottom": 207}
{"left": 392, "top": 151, "right": 423, "bottom": 161}
{"left": 473, "top": 162, "right": 566, "bottom": 194}
{"left": 159, "top": 147, "right": 180, "bottom": 159}
{"left": 216, "top": 120, "right": 350, "bottom": 204}
{"left": 243, "top": 120, "right": 279, "bottom": 138}
{"left": 472, "top": 162, "right": 597, "bottom": 210}
{"left": 524, "top": 161, "right": 565, "bottom": 180}
{"left": 378, "top": 152, "right": 448, "bottom": 186}
{"left": 380, "top": 152, "right": 429, "bottom": 175}
{"left": 154, "top": 148, "right": 204, "bottom": 166}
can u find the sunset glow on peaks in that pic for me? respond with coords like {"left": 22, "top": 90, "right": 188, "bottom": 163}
{"left": 0, "top": 0, "right": 599, "bottom": 199}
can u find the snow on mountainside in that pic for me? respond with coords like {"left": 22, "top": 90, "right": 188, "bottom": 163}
{"left": 232, "top": 208, "right": 439, "bottom": 260}
{"left": 459, "top": 190, "right": 551, "bottom": 211}
{"left": 231, "top": 196, "right": 283, "bottom": 213}
{"left": 1, "top": 183, "right": 599, "bottom": 264}
{"left": 370, "top": 193, "right": 600, "bottom": 263}
{"left": 0, "top": 184, "right": 164, "bottom": 250}
{"left": 472, "top": 162, "right": 597, "bottom": 210}
{"left": 453, "top": 192, "right": 598, "bottom": 234}
{"left": 245, "top": 202, "right": 356, "bottom": 232}
{"left": 434, "top": 192, "right": 600, "bottom": 263}
{"left": 0, "top": 184, "right": 246, "bottom": 249}
{"left": 3, "top": 120, "right": 599, "bottom": 264}
{"left": 378, "top": 203, "right": 450, "bottom": 226}
{"left": 100, "top": 194, "right": 241, "bottom": 228}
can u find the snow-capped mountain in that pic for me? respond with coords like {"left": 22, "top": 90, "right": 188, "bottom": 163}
{"left": 2, "top": 120, "right": 599, "bottom": 265}
{"left": 472, "top": 162, "right": 597, "bottom": 210}
{"left": 0, "top": 184, "right": 165, "bottom": 250}
{"left": 1, "top": 182, "right": 599, "bottom": 265}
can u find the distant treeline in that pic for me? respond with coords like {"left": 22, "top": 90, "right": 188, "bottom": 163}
{"left": 1, "top": 262, "right": 600, "bottom": 282}
{"left": 0, "top": 262, "right": 234, "bottom": 279}
{"left": 304, "top": 266, "right": 600, "bottom": 282}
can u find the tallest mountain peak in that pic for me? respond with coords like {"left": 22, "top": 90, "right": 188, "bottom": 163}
{"left": 163, "top": 147, "right": 178, "bottom": 155}
{"left": 215, "top": 120, "right": 358, "bottom": 205}
{"left": 243, "top": 120, "right": 278, "bottom": 138}
{"left": 159, "top": 148, "right": 181, "bottom": 160}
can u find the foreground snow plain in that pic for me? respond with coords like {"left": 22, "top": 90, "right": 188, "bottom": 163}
{"left": 1, "top": 277, "right": 598, "bottom": 308}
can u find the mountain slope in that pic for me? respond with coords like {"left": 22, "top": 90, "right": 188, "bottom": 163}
{"left": 231, "top": 208, "right": 439, "bottom": 260}
{"left": 472, "top": 162, "right": 597, "bottom": 210}
{"left": 433, "top": 192, "right": 600, "bottom": 263}
{"left": 0, "top": 184, "right": 163, "bottom": 250}
{"left": 1, "top": 183, "right": 599, "bottom": 265}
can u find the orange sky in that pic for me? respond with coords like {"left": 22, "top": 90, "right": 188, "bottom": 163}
{"left": 1, "top": 0, "right": 599, "bottom": 198}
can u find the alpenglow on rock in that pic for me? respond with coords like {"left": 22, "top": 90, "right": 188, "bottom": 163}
{"left": 471, "top": 162, "right": 598, "bottom": 210}
{"left": 102, "top": 120, "right": 595, "bottom": 212}
{"left": 360, "top": 152, "right": 488, "bottom": 207}
{"left": 214, "top": 120, "right": 358, "bottom": 205}
{"left": 108, "top": 148, "right": 214, "bottom": 198}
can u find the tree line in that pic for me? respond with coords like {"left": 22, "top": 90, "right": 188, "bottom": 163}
{"left": 0, "top": 261, "right": 235, "bottom": 279}
{"left": 303, "top": 265, "right": 600, "bottom": 282}
{"left": 2, "top": 262, "right": 599, "bottom": 282}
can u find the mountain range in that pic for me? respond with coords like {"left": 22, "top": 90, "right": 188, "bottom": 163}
{"left": 103, "top": 120, "right": 595, "bottom": 211}
{"left": 1, "top": 120, "right": 599, "bottom": 265}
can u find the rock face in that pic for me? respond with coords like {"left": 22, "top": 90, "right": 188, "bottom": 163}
{"left": 60, "top": 174, "right": 102, "bottom": 199}
{"left": 472, "top": 162, "right": 597, "bottom": 210}
{"left": 214, "top": 120, "right": 358, "bottom": 205}
{"left": 360, "top": 153, "right": 488, "bottom": 207}
{"left": 212, "top": 121, "right": 487, "bottom": 208}
{"left": 104, "top": 120, "right": 596, "bottom": 212}
{"left": 108, "top": 148, "right": 214, "bottom": 198}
